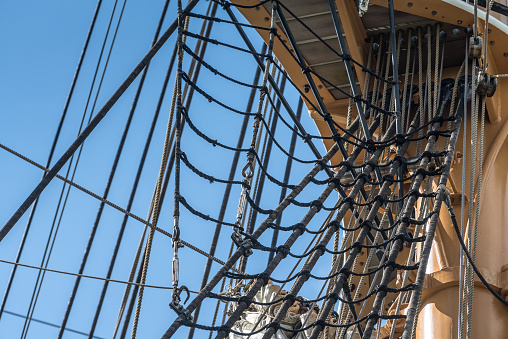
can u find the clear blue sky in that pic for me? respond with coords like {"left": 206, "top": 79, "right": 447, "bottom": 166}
{"left": 0, "top": 1, "right": 336, "bottom": 338}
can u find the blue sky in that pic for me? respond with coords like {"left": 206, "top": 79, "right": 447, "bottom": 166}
{"left": 0, "top": 1, "right": 338, "bottom": 338}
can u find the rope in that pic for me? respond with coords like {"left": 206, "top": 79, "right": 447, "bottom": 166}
{"left": 0, "top": 0, "right": 104, "bottom": 326}
{"left": 0, "top": 259, "right": 190, "bottom": 291}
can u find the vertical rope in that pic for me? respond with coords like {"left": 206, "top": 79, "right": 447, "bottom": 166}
{"left": 415, "top": 27, "right": 424, "bottom": 155}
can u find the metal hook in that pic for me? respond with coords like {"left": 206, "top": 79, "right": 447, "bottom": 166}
{"left": 173, "top": 285, "right": 190, "bottom": 305}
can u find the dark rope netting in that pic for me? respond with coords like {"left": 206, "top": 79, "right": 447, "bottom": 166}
{"left": 162, "top": 1, "right": 469, "bottom": 339}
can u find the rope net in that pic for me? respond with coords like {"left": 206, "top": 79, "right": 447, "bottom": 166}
{"left": 0, "top": 1, "right": 478, "bottom": 338}
{"left": 166, "top": 1, "right": 468, "bottom": 339}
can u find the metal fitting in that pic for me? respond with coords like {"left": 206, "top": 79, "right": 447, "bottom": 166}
{"left": 476, "top": 72, "right": 497, "bottom": 97}
{"left": 468, "top": 36, "right": 483, "bottom": 59}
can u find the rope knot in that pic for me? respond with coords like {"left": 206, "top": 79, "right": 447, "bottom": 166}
{"left": 218, "top": 325, "right": 231, "bottom": 335}
{"left": 293, "top": 222, "right": 306, "bottom": 235}
{"left": 373, "top": 195, "right": 386, "bottom": 204}
{"left": 285, "top": 293, "right": 296, "bottom": 303}
{"left": 338, "top": 267, "right": 351, "bottom": 277}
{"left": 314, "top": 243, "right": 327, "bottom": 255}
{"left": 328, "top": 220, "right": 341, "bottom": 231}
{"left": 315, "top": 319, "right": 327, "bottom": 329}
{"left": 327, "top": 177, "right": 341, "bottom": 188}
{"left": 276, "top": 245, "right": 290, "bottom": 258}
{"left": 258, "top": 272, "right": 270, "bottom": 285}
{"left": 332, "top": 134, "right": 343, "bottom": 144}
{"left": 394, "top": 133, "right": 406, "bottom": 145}
{"left": 238, "top": 296, "right": 252, "bottom": 306}
{"left": 351, "top": 241, "right": 363, "bottom": 250}
{"left": 299, "top": 269, "right": 311, "bottom": 281}
{"left": 268, "top": 322, "right": 280, "bottom": 331}
{"left": 342, "top": 54, "right": 352, "bottom": 61}
{"left": 328, "top": 292, "right": 339, "bottom": 302}
{"left": 310, "top": 200, "right": 323, "bottom": 212}
{"left": 361, "top": 219, "right": 373, "bottom": 230}
{"left": 392, "top": 155, "right": 407, "bottom": 166}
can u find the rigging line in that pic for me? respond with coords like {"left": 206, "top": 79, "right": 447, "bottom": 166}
{"left": 388, "top": 0, "right": 402, "bottom": 135}
{"left": 404, "top": 88, "right": 470, "bottom": 339}
{"left": 161, "top": 143, "right": 340, "bottom": 338}
{"left": 223, "top": 6, "right": 337, "bottom": 179}
{"left": 458, "top": 32, "right": 469, "bottom": 339}
{"left": 222, "top": 117, "right": 400, "bottom": 339}
{"left": 274, "top": 4, "right": 388, "bottom": 237}
{"left": 57, "top": 0, "right": 172, "bottom": 334}
{"left": 0, "top": 0, "right": 200, "bottom": 244}
{"left": 134, "top": 1, "right": 218, "bottom": 336}
{"left": 21, "top": 0, "right": 128, "bottom": 337}
{"left": 0, "top": 259, "right": 192, "bottom": 291}
{"left": 246, "top": 72, "right": 287, "bottom": 235}
{"left": 0, "top": 0, "right": 103, "bottom": 323}
{"left": 268, "top": 97, "right": 303, "bottom": 264}
{"left": 444, "top": 189, "right": 508, "bottom": 306}
{"left": 276, "top": 1, "right": 378, "bottom": 176}
{"left": 327, "top": 0, "right": 372, "bottom": 141}
{"left": 307, "top": 105, "right": 429, "bottom": 339}
{"left": 0, "top": 143, "right": 237, "bottom": 271}
{"left": 4, "top": 310, "right": 106, "bottom": 339}
{"left": 187, "top": 42, "right": 266, "bottom": 339}
{"left": 89, "top": 3, "right": 177, "bottom": 339}
{"left": 246, "top": 202, "right": 342, "bottom": 339}
{"left": 4, "top": 152, "right": 239, "bottom": 274}
{"left": 465, "top": 60, "right": 479, "bottom": 339}
{"left": 119, "top": 249, "right": 147, "bottom": 339}
{"left": 112, "top": 223, "right": 147, "bottom": 339}
{"left": 245, "top": 61, "right": 280, "bottom": 231}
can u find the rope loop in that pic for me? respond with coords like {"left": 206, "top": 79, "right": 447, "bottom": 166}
{"left": 315, "top": 159, "right": 328, "bottom": 170}
{"left": 315, "top": 319, "right": 327, "bottom": 329}
{"left": 337, "top": 160, "right": 353, "bottom": 171}
{"left": 364, "top": 160, "right": 377, "bottom": 170}
{"left": 268, "top": 322, "right": 280, "bottom": 331}
{"left": 340, "top": 196, "right": 354, "bottom": 208}
{"left": 375, "top": 284, "right": 389, "bottom": 294}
